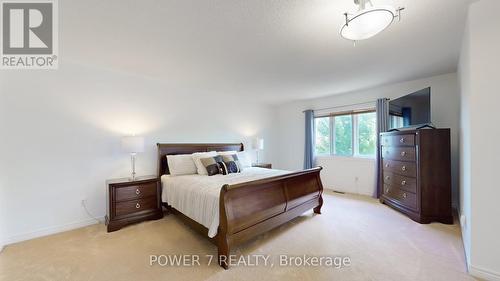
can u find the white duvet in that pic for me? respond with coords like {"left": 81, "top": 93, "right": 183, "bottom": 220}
{"left": 161, "top": 167, "right": 290, "bottom": 238}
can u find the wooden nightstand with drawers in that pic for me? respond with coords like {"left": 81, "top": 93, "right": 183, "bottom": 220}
{"left": 105, "top": 175, "right": 163, "bottom": 232}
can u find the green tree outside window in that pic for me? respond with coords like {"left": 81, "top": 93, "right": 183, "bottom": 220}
{"left": 334, "top": 115, "right": 353, "bottom": 156}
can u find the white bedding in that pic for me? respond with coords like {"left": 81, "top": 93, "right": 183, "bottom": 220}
{"left": 161, "top": 167, "right": 290, "bottom": 238}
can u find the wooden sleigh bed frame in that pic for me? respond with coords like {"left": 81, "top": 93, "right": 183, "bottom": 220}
{"left": 157, "top": 143, "right": 324, "bottom": 269}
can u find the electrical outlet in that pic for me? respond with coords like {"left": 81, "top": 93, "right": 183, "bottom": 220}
{"left": 460, "top": 215, "right": 466, "bottom": 229}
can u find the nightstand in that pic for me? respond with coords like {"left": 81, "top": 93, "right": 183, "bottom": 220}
{"left": 252, "top": 163, "right": 272, "bottom": 169}
{"left": 105, "top": 175, "right": 163, "bottom": 232}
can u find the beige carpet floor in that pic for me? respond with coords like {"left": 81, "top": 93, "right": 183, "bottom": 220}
{"left": 0, "top": 192, "right": 474, "bottom": 281}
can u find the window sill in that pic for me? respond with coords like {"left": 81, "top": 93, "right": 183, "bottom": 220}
{"left": 315, "top": 155, "right": 376, "bottom": 162}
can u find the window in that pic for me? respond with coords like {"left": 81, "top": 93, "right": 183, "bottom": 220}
{"left": 357, "top": 112, "right": 377, "bottom": 156}
{"left": 334, "top": 115, "right": 353, "bottom": 156}
{"left": 314, "top": 117, "right": 330, "bottom": 155}
{"left": 314, "top": 111, "right": 376, "bottom": 158}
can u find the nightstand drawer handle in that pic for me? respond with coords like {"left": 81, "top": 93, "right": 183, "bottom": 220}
{"left": 135, "top": 189, "right": 141, "bottom": 195}
{"left": 400, "top": 138, "right": 405, "bottom": 143}
{"left": 135, "top": 203, "right": 141, "bottom": 209}
{"left": 400, "top": 151, "right": 407, "bottom": 157}
{"left": 402, "top": 192, "right": 407, "bottom": 198}
{"left": 401, "top": 180, "right": 406, "bottom": 186}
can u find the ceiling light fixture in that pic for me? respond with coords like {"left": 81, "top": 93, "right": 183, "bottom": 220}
{"left": 340, "top": 0, "right": 404, "bottom": 43}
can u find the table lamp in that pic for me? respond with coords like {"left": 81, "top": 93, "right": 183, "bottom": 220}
{"left": 252, "top": 138, "right": 264, "bottom": 164}
{"left": 122, "top": 136, "right": 144, "bottom": 180}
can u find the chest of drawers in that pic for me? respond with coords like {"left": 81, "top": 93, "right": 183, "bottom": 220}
{"left": 105, "top": 176, "right": 163, "bottom": 232}
{"left": 379, "top": 129, "right": 453, "bottom": 224}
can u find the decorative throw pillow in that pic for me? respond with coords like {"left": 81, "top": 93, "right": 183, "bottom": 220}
{"left": 200, "top": 156, "right": 227, "bottom": 176}
{"left": 221, "top": 154, "right": 242, "bottom": 174}
{"left": 192, "top": 151, "right": 218, "bottom": 175}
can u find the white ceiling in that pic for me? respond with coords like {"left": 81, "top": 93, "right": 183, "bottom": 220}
{"left": 62, "top": 0, "right": 473, "bottom": 104}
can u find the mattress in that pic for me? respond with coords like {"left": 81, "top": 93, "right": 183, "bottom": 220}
{"left": 161, "top": 167, "right": 290, "bottom": 238}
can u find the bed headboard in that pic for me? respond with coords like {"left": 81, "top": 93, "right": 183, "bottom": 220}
{"left": 157, "top": 143, "right": 244, "bottom": 176}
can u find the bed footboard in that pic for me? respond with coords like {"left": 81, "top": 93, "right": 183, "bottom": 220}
{"left": 217, "top": 167, "right": 323, "bottom": 269}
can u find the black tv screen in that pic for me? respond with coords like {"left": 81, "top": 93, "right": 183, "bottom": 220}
{"left": 389, "top": 87, "right": 431, "bottom": 130}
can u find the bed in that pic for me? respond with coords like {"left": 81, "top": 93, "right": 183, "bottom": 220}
{"left": 157, "top": 143, "right": 324, "bottom": 269}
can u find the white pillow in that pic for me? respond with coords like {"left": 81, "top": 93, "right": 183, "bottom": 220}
{"left": 192, "top": 151, "right": 218, "bottom": 175}
{"left": 167, "top": 154, "right": 197, "bottom": 176}
{"left": 236, "top": 151, "right": 252, "bottom": 168}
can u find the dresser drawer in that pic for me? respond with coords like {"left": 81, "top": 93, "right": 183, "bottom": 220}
{"left": 383, "top": 172, "right": 417, "bottom": 193}
{"left": 381, "top": 134, "right": 415, "bottom": 147}
{"left": 383, "top": 184, "right": 417, "bottom": 211}
{"left": 383, "top": 159, "right": 417, "bottom": 177}
{"left": 115, "top": 197, "right": 158, "bottom": 217}
{"left": 382, "top": 146, "right": 416, "bottom": 162}
{"left": 115, "top": 182, "right": 157, "bottom": 202}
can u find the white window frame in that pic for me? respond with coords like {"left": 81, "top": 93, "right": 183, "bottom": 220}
{"left": 314, "top": 110, "right": 376, "bottom": 159}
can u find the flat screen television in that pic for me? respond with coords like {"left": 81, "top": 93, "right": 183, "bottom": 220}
{"left": 389, "top": 87, "right": 431, "bottom": 130}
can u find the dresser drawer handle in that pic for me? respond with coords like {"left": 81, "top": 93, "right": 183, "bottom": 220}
{"left": 135, "top": 189, "right": 141, "bottom": 195}
{"left": 385, "top": 176, "right": 390, "bottom": 180}
{"left": 385, "top": 187, "right": 390, "bottom": 193}
{"left": 401, "top": 180, "right": 406, "bottom": 186}
{"left": 400, "top": 138, "right": 405, "bottom": 143}
{"left": 135, "top": 203, "right": 141, "bottom": 209}
{"left": 400, "top": 151, "right": 407, "bottom": 157}
{"left": 401, "top": 166, "right": 406, "bottom": 171}
{"left": 402, "top": 192, "right": 407, "bottom": 198}
{"left": 385, "top": 163, "right": 389, "bottom": 168}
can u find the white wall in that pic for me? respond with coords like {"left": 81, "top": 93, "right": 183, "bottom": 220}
{"left": 458, "top": 2, "right": 473, "bottom": 271}
{"left": 316, "top": 156, "right": 376, "bottom": 196}
{"left": 275, "top": 73, "right": 460, "bottom": 201}
{"left": 458, "top": 0, "right": 500, "bottom": 279}
{"left": 0, "top": 62, "right": 276, "bottom": 245}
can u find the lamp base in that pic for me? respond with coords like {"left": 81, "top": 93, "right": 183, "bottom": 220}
{"left": 130, "top": 153, "right": 137, "bottom": 181}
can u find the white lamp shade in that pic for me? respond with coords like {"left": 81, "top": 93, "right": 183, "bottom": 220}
{"left": 122, "top": 136, "right": 144, "bottom": 153}
{"left": 341, "top": 6, "right": 396, "bottom": 41}
{"left": 252, "top": 138, "right": 264, "bottom": 150}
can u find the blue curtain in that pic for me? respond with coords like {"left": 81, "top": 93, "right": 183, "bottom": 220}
{"left": 304, "top": 110, "right": 315, "bottom": 169}
{"left": 375, "top": 99, "right": 389, "bottom": 198}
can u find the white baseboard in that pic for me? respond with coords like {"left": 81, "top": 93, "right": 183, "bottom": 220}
{"left": 470, "top": 265, "right": 500, "bottom": 281}
{"left": 2, "top": 217, "right": 104, "bottom": 246}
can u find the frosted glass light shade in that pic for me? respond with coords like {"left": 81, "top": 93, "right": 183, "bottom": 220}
{"left": 122, "top": 136, "right": 144, "bottom": 153}
{"left": 341, "top": 6, "right": 396, "bottom": 41}
{"left": 252, "top": 138, "right": 264, "bottom": 150}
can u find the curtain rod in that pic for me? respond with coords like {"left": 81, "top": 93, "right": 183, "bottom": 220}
{"left": 302, "top": 99, "right": 382, "bottom": 113}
